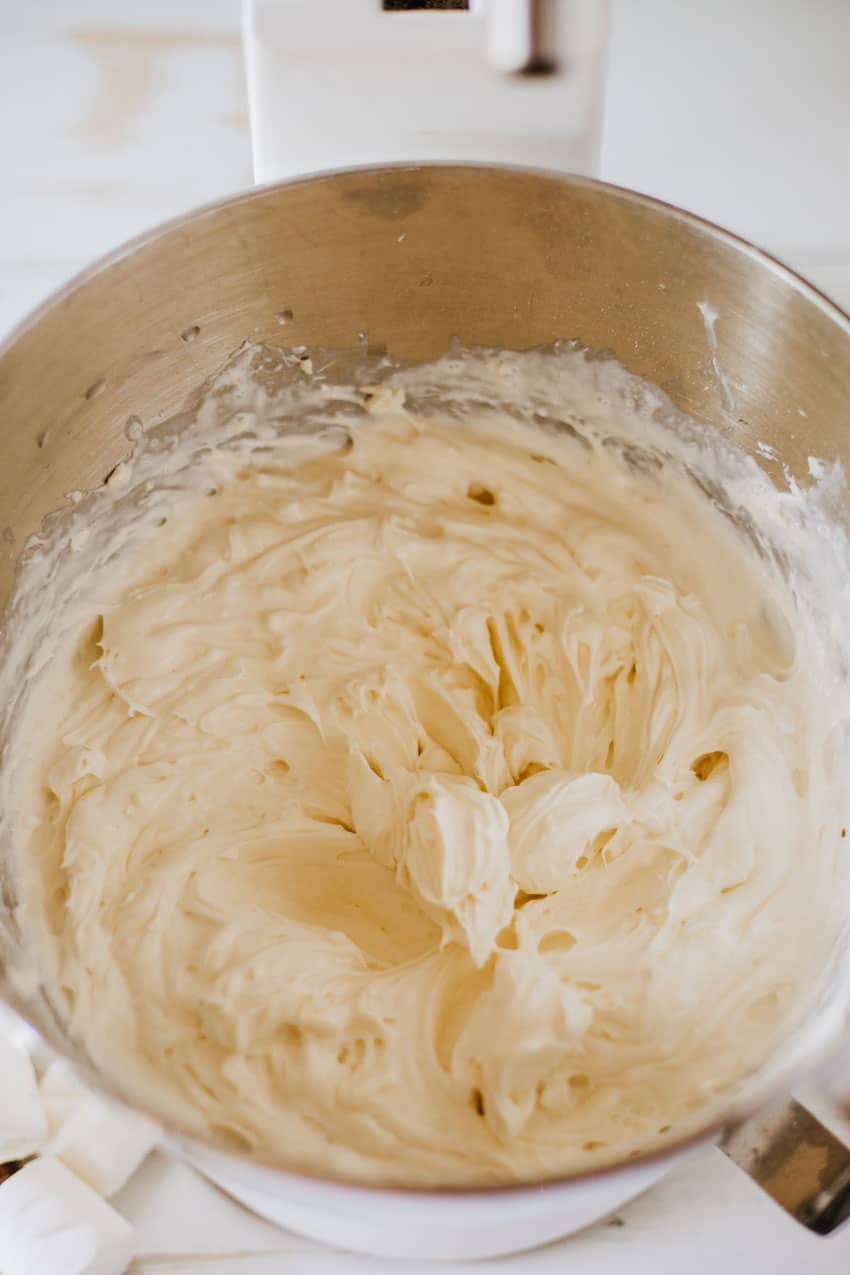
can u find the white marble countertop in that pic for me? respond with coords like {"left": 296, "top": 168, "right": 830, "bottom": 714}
{"left": 2, "top": 2, "right": 850, "bottom": 1270}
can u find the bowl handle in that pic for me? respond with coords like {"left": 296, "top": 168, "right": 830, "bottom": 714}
{"left": 721, "top": 1097, "right": 850, "bottom": 1234}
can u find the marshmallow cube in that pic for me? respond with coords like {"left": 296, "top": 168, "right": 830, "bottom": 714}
{"left": 0, "top": 1155, "right": 135, "bottom": 1275}
{"left": 0, "top": 1033, "right": 47, "bottom": 1161}
{"left": 41, "top": 1061, "right": 161, "bottom": 1197}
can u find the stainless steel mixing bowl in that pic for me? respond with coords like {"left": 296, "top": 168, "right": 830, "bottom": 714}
{"left": 1, "top": 165, "right": 850, "bottom": 1257}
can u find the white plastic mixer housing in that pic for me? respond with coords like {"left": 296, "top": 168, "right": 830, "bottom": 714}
{"left": 244, "top": 0, "right": 610, "bottom": 182}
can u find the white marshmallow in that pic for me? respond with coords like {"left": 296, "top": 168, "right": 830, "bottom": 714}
{"left": 0, "top": 1156, "right": 135, "bottom": 1275}
{"left": 0, "top": 1003, "right": 39, "bottom": 1054}
{"left": 0, "top": 1004, "right": 55, "bottom": 1071}
{"left": 39, "top": 1058, "right": 89, "bottom": 1127}
{"left": 0, "top": 1033, "right": 47, "bottom": 1160}
{"left": 41, "top": 1061, "right": 161, "bottom": 1197}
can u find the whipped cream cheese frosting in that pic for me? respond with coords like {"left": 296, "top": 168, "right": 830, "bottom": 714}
{"left": 5, "top": 346, "right": 850, "bottom": 1186}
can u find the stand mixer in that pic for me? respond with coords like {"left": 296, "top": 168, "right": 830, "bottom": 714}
{"left": 1, "top": 0, "right": 850, "bottom": 1261}
{"left": 244, "top": 0, "right": 610, "bottom": 181}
